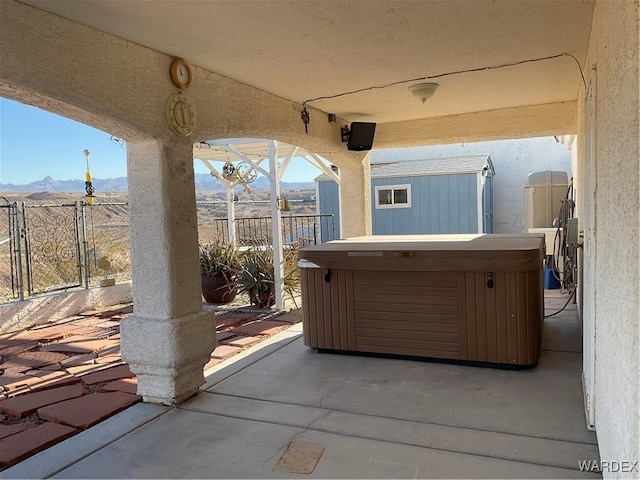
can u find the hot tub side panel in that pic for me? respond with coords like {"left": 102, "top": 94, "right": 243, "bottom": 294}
{"left": 301, "top": 267, "right": 356, "bottom": 351}
{"left": 302, "top": 268, "right": 465, "bottom": 359}
{"left": 459, "top": 270, "right": 543, "bottom": 365}
{"left": 352, "top": 270, "right": 462, "bottom": 359}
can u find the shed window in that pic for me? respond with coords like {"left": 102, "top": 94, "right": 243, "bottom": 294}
{"left": 375, "top": 184, "right": 412, "bottom": 209}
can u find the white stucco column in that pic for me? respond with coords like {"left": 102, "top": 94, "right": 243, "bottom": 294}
{"left": 337, "top": 155, "right": 372, "bottom": 238}
{"left": 121, "top": 139, "right": 216, "bottom": 405}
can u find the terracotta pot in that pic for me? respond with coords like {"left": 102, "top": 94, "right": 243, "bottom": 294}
{"left": 201, "top": 273, "right": 236, "bottom": 304}
{"left": 249, "top": 288, "right": 275, "bottom": 308}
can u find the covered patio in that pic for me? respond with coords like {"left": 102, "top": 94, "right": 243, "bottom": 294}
{"left": 1, "top": 0, "right": 637, "bottom": 475}
{"left": 4, "top": 291, "right": 599, "bottom": 479}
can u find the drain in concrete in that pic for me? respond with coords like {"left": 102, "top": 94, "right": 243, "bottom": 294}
{"left": 273, "top": 441, "right": 325, "bottom": 474}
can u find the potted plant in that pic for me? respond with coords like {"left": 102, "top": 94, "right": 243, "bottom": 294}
{"left": 199, "top": 242, "right": 243, "bottom": 304}
{"left": 236, "top": 247, "right": 300, "bottom": 308}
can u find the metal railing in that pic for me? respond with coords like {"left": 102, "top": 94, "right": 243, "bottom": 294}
{"left": 83, "top": 202, "right": 132, "bottom": 287}
{"left": 0, "top": 201, "right": 133, "bottom": 302}
{"left": 240, "top": 214, "right": 334, "bottom": 247}
{"left": 0, "top": 199, "right": 17, "bottom": 302}
{"left": 0, "top": 199, "right": 333, "bottom": 304}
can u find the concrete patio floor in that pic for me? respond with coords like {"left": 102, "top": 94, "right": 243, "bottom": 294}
{"left": 3, "top": 290, "right": 600, "bottom": 479}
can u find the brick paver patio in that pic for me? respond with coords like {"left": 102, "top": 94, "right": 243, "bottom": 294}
{"left": 0, "top": 304, "right": 301, "bottom": 468}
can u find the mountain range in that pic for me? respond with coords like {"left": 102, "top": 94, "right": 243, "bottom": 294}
{"left": 0, "top": 175, "right": 314, "bottom": 193}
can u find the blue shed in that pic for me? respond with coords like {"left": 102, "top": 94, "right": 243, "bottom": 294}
{"left": 316, "top": 155, "right": 495, "bottom": 238}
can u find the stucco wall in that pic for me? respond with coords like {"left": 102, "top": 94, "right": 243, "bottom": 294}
{"left": 370, "top": 137, "right": 572, "bottom": 233}
{"left": 584, "top": 0, "right": 640, "bottom": 474}
{"left": 375, "top": 102, "right": 578, "bottom": 148}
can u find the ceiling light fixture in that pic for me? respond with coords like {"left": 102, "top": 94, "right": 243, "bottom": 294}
{"left": 408, "top": 82, "right": 439, "bottom": 103}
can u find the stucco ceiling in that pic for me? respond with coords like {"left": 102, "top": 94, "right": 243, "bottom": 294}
{"left": 22, "top": 0, "right": 594, "bottom": 124}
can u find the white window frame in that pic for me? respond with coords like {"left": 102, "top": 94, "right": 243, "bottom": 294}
{"left": 374, "top": 184, "right": 412, "bottom": 209}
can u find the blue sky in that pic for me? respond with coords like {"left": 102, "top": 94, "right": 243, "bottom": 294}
{"left": 0, "top": 97, "right": 323, "bottom": 185}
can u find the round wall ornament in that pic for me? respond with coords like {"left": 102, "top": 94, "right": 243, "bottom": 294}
{"left": 165, "top": 92, "right": 196, "bottom": 137}
{"left": 170, "top": 57, "right": 193, "bottom": 89}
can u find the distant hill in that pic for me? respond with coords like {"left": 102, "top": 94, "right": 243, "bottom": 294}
{"left": 0, "top": 175, "right": 129, "bottom": 193}
{"left": 0, "top": 174, "right": 314, "bottom": 193}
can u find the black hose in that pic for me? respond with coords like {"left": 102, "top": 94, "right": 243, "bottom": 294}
{"left": 544, "top": 290, "right": 576, "bottom": 318}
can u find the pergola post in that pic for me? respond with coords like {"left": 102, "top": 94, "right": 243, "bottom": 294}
{"left": 268, "top": 141, "right": 285, "bottom": 310}
{"left": 226, "top": 186, "right": 236, "bottom": 244}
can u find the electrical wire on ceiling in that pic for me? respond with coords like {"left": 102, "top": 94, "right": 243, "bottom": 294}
{"left": 302, "top": 52, "right": 587, "bottom": 107}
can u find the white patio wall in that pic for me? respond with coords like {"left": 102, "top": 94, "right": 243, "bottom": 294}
{"left": 0, "top": 282, "right": 132, "bottom": 334}
{"left": 580, "top": 0, "right": 639, "bottom": 474}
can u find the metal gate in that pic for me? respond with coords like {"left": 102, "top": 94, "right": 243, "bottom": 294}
{"left": 0, "top": 199, "right": 18, "bottom": 301}
{"left": 22, "top": 203, "right": 83, "bottom": 296}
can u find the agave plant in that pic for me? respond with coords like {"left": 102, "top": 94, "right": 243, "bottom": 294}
{"left": 199, "top": 242, "right": 243, "bottom": 278}
{"left": 199, "top": 242, "right": 243, "bottom": 304}
{"left": 236, "top": 247, "right": 299, "bottom": 308}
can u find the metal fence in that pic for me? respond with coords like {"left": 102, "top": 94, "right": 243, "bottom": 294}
{"left": 0, "top": 200, "right": 16, "bottom": 302}
{"left": 198, "top": 214, "right": 335, "bottom": 247}
{"left": 0, "top": 201, "right": 133, "bottom": 303}
{"left": 0, "top": 199, "right": 333, "bottom": 304}
{"left": 196, "top": 200, "right": 335, "bottom": 247}
{"left": 83, "top": 202, "right": 132, "bottom": 286}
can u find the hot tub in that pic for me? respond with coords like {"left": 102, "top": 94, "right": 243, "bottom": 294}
{"left": 298, "top": 234, "right": 545, "bottom": 367}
